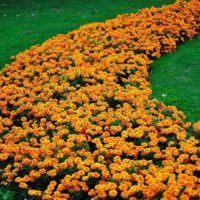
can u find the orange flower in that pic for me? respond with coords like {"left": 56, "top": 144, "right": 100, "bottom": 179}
{"left": 47, "top": 169, "right": 57, "bottom": 177}
{"left": 28, "top": 190, "right": 42, "bottom": 197}
{"left": 193, "top": 121, "right": 200, "bottom": 132}
{"left": 109, "top": 189, "right": 118, "bottom": 198}
{"left": 19, "top": 182, "right": 28, "bottom": 189}
{"left": 0, "top": 0, "right": 200, "bottom": 199}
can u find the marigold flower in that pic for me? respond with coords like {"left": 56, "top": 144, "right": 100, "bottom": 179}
{"left": 19, "top": 182, "right": 28, "bottom": 189}
{"left": 0, "top": 0, "right": 200, "bottom": 199}
{"left": 47, "top": 169, "right": 57, "bottom": 177}
{"left": 28, "top": 190, "right": 42, "bottom": 197}
{"left": 109, "top": 189, "right": 118, "bottom": 198}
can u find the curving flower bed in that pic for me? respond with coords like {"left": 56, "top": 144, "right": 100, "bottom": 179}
{"left": 0, "top": 0, "right": 200, "bottom": 199}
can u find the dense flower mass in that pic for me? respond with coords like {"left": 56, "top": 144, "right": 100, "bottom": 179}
{"left": 0, "top": 0, "right": 200, "bottom": 199}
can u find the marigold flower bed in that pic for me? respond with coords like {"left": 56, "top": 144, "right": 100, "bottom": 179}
{"left": 0, "top": 0, "right": 200, "bottom": 199}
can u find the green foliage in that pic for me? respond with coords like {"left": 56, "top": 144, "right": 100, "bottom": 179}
{"left": 111, "top": 119, "right": 121, "bottom": 126}
{"left": 0, "top": 187, "right": 15, "bottom": 200}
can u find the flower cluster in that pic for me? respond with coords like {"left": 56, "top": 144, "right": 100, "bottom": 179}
{"left": 0, "top": 0, "right": 200, "bottom": 199}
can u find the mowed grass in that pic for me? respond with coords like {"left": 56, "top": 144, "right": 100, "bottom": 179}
{"left": 0, "top": 0, "right": 175, "bottom": 68}
{"left": 0, "top": 0, "right": 199, "bottom": 199}
{"left": 150, "top": 36, "right": 200, "bottom": 123}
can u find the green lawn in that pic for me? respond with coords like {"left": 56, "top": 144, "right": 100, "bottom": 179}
{"left": 150, "top": 36, "right": 200, "bottom": 123}
{"left": 0, "top": 0, "right": 175, "bottom": 67}
{"left": 0, "top": 0, "right": 200, "bottom": 199}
